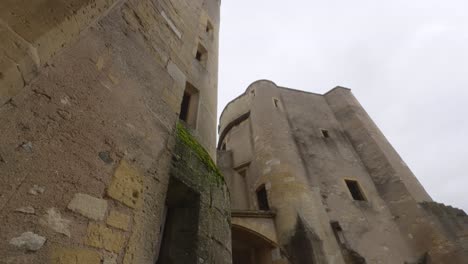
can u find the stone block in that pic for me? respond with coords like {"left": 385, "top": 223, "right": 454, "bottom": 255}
{"left": 86, "top": 223, "right": 126, "bottom": 253}
{"left": 67, "top": 193, "right": 108, "bottom": 221}
{"left": 162, "top": 87, "right": 181, "bottom": 114}
{"left": 0, "top": 55, "right": 23, "bottom": 105}
{"left": 39, "top": 208, "right": 72, "bottom": 237}
{"left": 107, "top": 160, "right": 143, "bottom": 209}
{"left": 9, "top": 232, "right": 46, "bottom": 251}
{"left": 51, "top": 247, "right": 101, "bottom": 264}
{"left": 0, "top": 23, "right": 39, "bottom": 80}
{"left": 167, "top": 60, "right": 186, "bottom": 87}
{"left": 107, "top": 210, "right": 131, "bottom": 231}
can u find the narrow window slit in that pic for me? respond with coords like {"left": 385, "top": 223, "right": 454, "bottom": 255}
{"left": 345, "top": 180, "right": 366, "bottom": 201}
{"left": 273, "top": 98, "right": 279, "bottom": 108}
{"left": 321, "top": 129, "right": 330, "bottom": 138}
{"left": 195, "top": 43, "right": 208, "bottom": 67}
{"left": 256, "top": 185, "right": 270, "bottom": 211}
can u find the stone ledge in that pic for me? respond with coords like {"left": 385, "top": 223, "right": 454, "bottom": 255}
{"left": 231, "top": 210, "right": 276, "bottom": 218}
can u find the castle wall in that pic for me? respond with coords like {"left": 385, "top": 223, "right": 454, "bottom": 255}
{"left": 324, "top": 88, "right": 467, "bottom": 263}
{"left": 218, "top": 80, "right": 468, "bottom": 263}
{"left": 219, "top": 81, "right": 345, "bottom": 264}
{"left": 279, "top": 88, "right": 414, "bottom": 262}
{"left": 0, "top": 0, "right": 228, "bottom": 263}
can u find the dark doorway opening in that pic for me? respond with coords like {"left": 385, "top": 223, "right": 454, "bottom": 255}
{"left": 156, "top": 177, "right": 200, "bottom": 264}
{"left": 232, "top": 226, "right": 275, "bottom": 264}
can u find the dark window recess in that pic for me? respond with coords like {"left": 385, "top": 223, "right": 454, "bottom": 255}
{"left": 195, "top": 51, "right": 202, "bottom": 61}
{"left": 206, "top": 20, "right": 213, "bottom": 33}
{"left": 331, "top": 221, "right": 346, "bottom": 245}
{"left": 345, "top": 180, "right": 366, "bottom": 201}
{"left": 179, "top": 92, "right": 191, "bottom": 122}
{"left": 256, "top": 185, "right": 270, "bottom": 210}
{"left": 321, "top": 129, "right": 330, "bottom": 138}
{"left": 179, "top": 82, "right": 200, "bottom": 128}
{"left": 273, "top": 98, "right": 279, "bottom": 108}
{"left": 195, "top": 43, "right": 208, "bottom": 66}
{"left": 221, "top": 143, "right": 226, "bottom": 151}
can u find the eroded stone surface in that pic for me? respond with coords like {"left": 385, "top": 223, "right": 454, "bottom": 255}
{"left": 28, "top": 185, "right": 44, "bottom": 195}
{"left": 51, "top": 247, "right": 101, "bottom": 264}
{"left": 106, "top": 210, "right": 131, "bottom": 231}
{"left": 39, "top": 208, "right": 72, "bottom": 237}
{"left": 14, "top": 206, "right": 35, "bottom": 214}
{"left": 107, "top": 160, "right": 143, "bottom": 209}
{"left": 67, "top": 193, "right": 108, "bottom": 221}
{"left": 86, "top": 223, "right": 126, "bottom": 253}
{"left": 9, "top": 232, "right": 46, "bottom": 251}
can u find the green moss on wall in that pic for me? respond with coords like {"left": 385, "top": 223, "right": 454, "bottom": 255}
{"left": 176, "top": 123, "right": 224, "bottom": 185}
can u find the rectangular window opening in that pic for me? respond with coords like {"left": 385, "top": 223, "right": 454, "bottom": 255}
{"left": 206, "top": 20, "right": 213, "bottom": 33}
{"left": 179, "top": 82, "right": 200, "bottom": 128}
{"left": 256, "top": 185, "right": 270, "bottom": 211}
{"left": 321, "top": 129, "right": 330, "bottom": 138}
{"left": 331, "top": 221, "right": 346, "bottom": 245}
{"left": 221, "top": 143, "right": 226, "bottom": 151}
{"left": 195, "top": 43, "right": 208, "bottom": 67}
{"left": 273, "top": 98, "right": 279, "bottom": 108}
{"left": 345, "top": 180, "right": 366, "bottom": 201}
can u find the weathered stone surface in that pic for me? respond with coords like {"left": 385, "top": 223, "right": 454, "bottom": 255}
{"left": 67, "top": 193, "right": 108, "bottom": 221}
{"left": 102, "top": 253, "right": 117, "bottom": 264}
{"left": 86, "top": 223, "right": 126, "bottom": 253}
{"left": 107, "top": 160, "right": 143, "bottom": 209}
{"left": 0, "top": 0, "right": 222, "bottom": 263}
{"left": 39, "top": 208, "right": 72, "bottom": 237}
{"left": 9, "top": 232, "right": 46, "bottom": 251}
{"left": 51, "top": 247, "right": 101, "bottom": 264}
{"left": 167, "top": 60, "right": 186, "bottom": 87}
{"left": 28, "top": 184, "right": 44, "bottom": 195}
{"left": 106, "top": 210, "right": 131, "bottom": 231}
{"left": 14, "top": 206, "right": 35, "bottom": 214}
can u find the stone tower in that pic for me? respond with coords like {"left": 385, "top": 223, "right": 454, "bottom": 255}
{"left": 218, "top": 80, "right": 468, "bottom": 264}
{"left": 0, "top": 0, "right": 231, "bottom": 263}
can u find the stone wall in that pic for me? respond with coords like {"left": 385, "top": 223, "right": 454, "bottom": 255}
{"left": 166, "top": 123, "right": 231, "bottom": 264}
{"left": 218, "top": 80, "right": 468, "bottom": 264}
{"left": 0, "top": 0, "right": 224, "bottom": 263}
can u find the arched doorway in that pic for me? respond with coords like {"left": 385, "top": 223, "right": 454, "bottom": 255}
{"left": 232, "top": 225, "right": 278, "bottom": 264}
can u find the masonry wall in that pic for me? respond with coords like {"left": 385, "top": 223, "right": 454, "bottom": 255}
{"left": 0, "top": 0, "right": 227, "bottom": 263}
{"left": 218, "top": 80, "right": 468, "bottom": 264}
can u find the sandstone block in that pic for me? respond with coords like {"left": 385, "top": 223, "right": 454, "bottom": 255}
{"left": 167, "top": 60, "right": 186, "bottom": 87}
{"left": 107, "top": 210, "right": 131, "bottom": 231}
{"left": 51, "top": 247, "right": 101, "bottom": 264}
{"left": 86, "top": 223, "right": 126, "bottom": 253}
{"left": 107, "top": 160, "right": 143, "bottom": 209}
{"left": 67, "top": 193, "right": 108, "bottom": 221}
{"left": 162, "top": 87, "right": 180, "bottom": 114}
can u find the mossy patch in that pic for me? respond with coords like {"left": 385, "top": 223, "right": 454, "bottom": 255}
{"left": 176, "top": 123, "right": 224, "bottom": 185}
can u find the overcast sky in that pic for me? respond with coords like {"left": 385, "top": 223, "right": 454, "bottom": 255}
{"left": 218, "top": 0, "right": 468, "bottom": 211}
